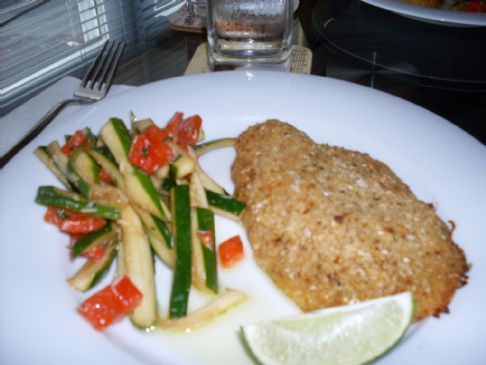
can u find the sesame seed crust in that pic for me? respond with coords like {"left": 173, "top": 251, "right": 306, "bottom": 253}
{"left": 232, "top": 120, "right": 469, "bottom": 321}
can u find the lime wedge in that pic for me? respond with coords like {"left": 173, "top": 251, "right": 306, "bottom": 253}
{"left": 241, "top": 292, "right": 414, "bottom": 365}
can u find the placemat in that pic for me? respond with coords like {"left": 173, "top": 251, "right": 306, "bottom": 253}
{"left": 184, "top": 44, "right": 313, "bottom": 75}
{"left": 169, "top": 5, "right": 206, "bottom": 34}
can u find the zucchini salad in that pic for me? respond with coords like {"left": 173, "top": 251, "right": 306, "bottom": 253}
{"left": 34, "top": 112, "right": 247, "bottom": 331}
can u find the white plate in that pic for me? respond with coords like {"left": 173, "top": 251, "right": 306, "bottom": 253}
{"left": 362, "top": 0, "right": 486, "bottom": 26}
{"left": 1, "top": 71, "right": 485, "bottom": 365}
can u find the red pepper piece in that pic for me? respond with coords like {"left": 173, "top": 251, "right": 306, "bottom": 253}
{"left": 78, "top": 276, "right": 143, "bottom": 330}
{"left": 99, "top": 168, "right": 114, "bottom": 185}
{"left": 44, "top": 206, "right": 64, "bottom": 227}
{"left": 80, "top": 245, "right": 106, "bottom": 261}
{"left": 59, "top": 215, "right": 106, "bottom": 235}
{"left": 176, "top": 115, "right": 202, "bottom": 148}
{"left": 166, "top": 112, "right": 184, "bottom": 137}
{"left": 145, "top": 124, "right": 169, "bottom": 142}
{"left": 61, "top": 131, "right": 87, "bottom": 156}
{"left": 219, "top": 235, "right": 244, "bottom": 268}
{"left": 197, "top": 230, "right": 214, "bottom": 250}
{"left": 129, "top": 133, "right": 174, "bottom": 174}
{"left": 44, "top": 207, "right": 107, "bottom": 235}
{"left": 165, "top": 112, "right": 202, "bottom": 148}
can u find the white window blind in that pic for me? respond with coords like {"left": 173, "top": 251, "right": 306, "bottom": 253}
{"left": 0, "top": 0, "right": 184, "bottom": 116}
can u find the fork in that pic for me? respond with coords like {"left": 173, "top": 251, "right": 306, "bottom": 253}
{"left": 0, "top": 39, "right": 126, "bottom": 168}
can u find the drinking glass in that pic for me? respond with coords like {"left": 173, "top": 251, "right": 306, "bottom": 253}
{"left": 186, "top": 0, "right": 207, "bottom": 17}
{"left": 206, "top": 0, "right": 294, "bottom": 70}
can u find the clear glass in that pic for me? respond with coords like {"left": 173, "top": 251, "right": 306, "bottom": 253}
{"left": 207, "top": 0, "right": 293, "bottom": 70}
{"left": 186, "top": 0, "right": 207, "bottom": 17}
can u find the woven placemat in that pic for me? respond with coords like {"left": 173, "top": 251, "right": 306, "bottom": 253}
{"left": 184, "top": 44, "right": 313, "bottom": 75}
{"left": 169, "top": 5, "right": 206, "bottom": 34}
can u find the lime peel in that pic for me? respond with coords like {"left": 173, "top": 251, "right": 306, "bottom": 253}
{"left": 241, "top": 291, "right": 414, "bottom": 365}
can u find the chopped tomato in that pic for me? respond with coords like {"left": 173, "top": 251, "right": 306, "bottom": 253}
{"left": 78, "top": 276, "right": 143, "bottom": 330}
{"left": 44, "top": 207, "right": 107, "bottom": 235}
{"left": 176, "top": 115, "right": 202, "bottom": 148}
{"left": 145, "top": 124, "right": 168, "bottom": 142}
{"left": 61, "top": 130, "right": 87, "bottom": 156}
{"left": 197, "top": 230, "right": 214, "bottom": 249}
{"left": 98, "top": 168, "right": 114, "bottom": 185}
{"left": 129, "top": 134, "right": 174, "bottom": 174}
{"left": 166, "top": 112, "right": 184, "bottom": 137}
{"left": 59, "top": 215, "right": 106, "bottom": 235}
{"left": 218, "top": 235, "right": 244, "bottom": 268}
{"left": 44, "top": 206, "right": 64, "bottom": 227}
{"left": 80, "top": 245, "right": 106, "bottom": 261}
{"left": 165, "top": 112, "right": 202, "bottom": 148}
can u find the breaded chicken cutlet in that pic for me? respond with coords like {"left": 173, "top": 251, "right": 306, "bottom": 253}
{"left": 232, "top": 120, "right": 468, "bottom": 320}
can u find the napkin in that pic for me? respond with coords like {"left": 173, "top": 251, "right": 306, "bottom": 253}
{"left": 0, "top": 76, "right": 134, "bottom": 158}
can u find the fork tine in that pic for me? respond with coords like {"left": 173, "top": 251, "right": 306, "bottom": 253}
{"left": 1, "top": 40, "right": 124, "bottom": 167}
{"left": 98, "top": 41, "right": 125, "bottom": 93}
{"left": 81, "top": 39, "right": 111, "bottom": 88}
{"left": 86, "top": 40, "right": 116, "bottom": 90}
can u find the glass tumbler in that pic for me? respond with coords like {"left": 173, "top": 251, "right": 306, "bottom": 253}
{"left": 207, "top": 0, "right": 294, "bottom": 69}
{"left": 186, "top": 0, "right": 207, "bottom": 17}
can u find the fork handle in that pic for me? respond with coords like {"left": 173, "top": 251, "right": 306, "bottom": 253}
{"left": 0, "top": 98, "right": 89, "bottom": 168}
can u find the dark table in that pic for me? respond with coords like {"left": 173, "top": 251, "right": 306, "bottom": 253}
{"left": 112, "top": 1, "right": 485, "bottom": 143}
{"left": 305, "top": 0, "right": 486, "bottom": 144}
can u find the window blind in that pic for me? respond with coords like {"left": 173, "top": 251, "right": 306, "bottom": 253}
{"left": 0, "top": 0, "right": 184, "bottom": 116}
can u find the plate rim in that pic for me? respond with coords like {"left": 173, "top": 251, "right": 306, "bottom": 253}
{"left": 361, "top": 0, "right": 486, "bottom": 26}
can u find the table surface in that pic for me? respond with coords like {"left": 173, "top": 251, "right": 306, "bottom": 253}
{"left": 112, "top": 0, "right": 485, "bottom": 144}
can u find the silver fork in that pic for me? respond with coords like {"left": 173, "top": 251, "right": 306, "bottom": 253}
{"left": 0, "top": 39, "right": 126, "bottom": 168}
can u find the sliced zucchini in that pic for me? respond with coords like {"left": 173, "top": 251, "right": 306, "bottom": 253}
{"left": 170, "top": 153, "right": 197, "bottom": 179}
{"left": 194, "top": 138, "right": 236, "bottom": 156}
{"left": 93, "top": 145, "right": 117, "bottom": 163}
{"left": 67, "top": 243, "right": 117, "bottom": 292}
{"left": 169, "top": 185, "right": 192, "bottom": 319}
{"left": 196, "top": 207, "right": 218, "bottom": 293}
{"left": 157, "top": 289, "right": 246, "bottom": 331}
{"left": 205, "top": 189, "right": 245, "bottom": 219}
{"left": 197, "top": 165, "right": 228, "bottom": 195}
{"left": 35, "top": 186, "right": 121, "bottom": 220}
{"left": 189, "top": 171, "right": 208, "bottom": 208}
{"left": 121, "top": 160, "right": 169, "bottom": 220}
{"left": 155, "top": 164, "right": 170, "bottom": 180}
{"left": 116, "top": 239, "right": 126, "bottom": 277}
{"left": 47, "top": 141, "right": 90, "bottom": 197}
{"left": 47, "top": 141, "right": 69, "bottom": 173}
{"left": 89, "top": 185, "right": 128, "bottom": 207}
{"left": 119, "top": 204, "right": 157, "bottom": 328}
{"left": 132, "top": 118, "right": 155, "bottom": 134}
{"left": 34, "top": 146, "right": 71, "bottom": 189}
{"left": 82, "top": 127, "right": 97, "bottom": 147}
{"left": 134, "top": 206, "right": 175, "bottom": 268}
{"left": 66, "top": 164, "right": 91, "bottom": 198}
{"left": 191, "top": 208, "right": 206, "bottom": 292}
{"left": 160, "top": 177, "right": 177, "bottom": 194}
{"left": 100, "top": 118, "right": 132, "bottom": 164}
{"left": 71, "top": 223, "right": 117, "bottom": 258}
{"left": 89, "top": 149, "right": 125, "bottom": 190}
{"left": 150, "top": 175, "right": 163, "bottom": 193}
{"left": 69, "top": 149, "right": 100, "bottom": 185}
{"left": 145, "top": 229, "right": 175, "bottom": 269}
{"left": 151, "top": 214, "right": 173, "bottom": 248}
